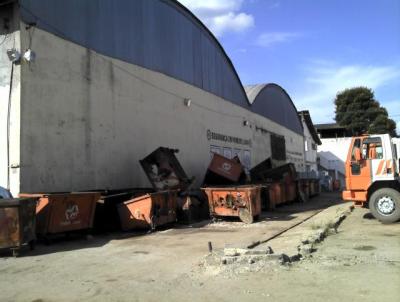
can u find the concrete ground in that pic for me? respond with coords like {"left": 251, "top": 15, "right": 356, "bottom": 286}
{"left": 0, "top": 193, "right": 399, "bottom": 302}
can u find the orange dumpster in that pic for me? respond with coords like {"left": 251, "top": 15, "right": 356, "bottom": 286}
{"left": 19, "top": 192, "right": 100, "bottom": 236}
{"left": 202, "top": 185, "right": 261, "bottom": 224}
{"left": 268, "top": 182, "right": 284, "bottom": 209}
{"left": 117, "top": 190, "right": 177, "bottom": 231}
{"left": 286, "top": 182, "right": 298, "bottom": 202}
{"left": 203, "top": 153, "right": 246, "bottom": 185}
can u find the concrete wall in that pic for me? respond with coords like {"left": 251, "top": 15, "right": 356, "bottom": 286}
{"left": 0, "top": 5, "right": 21, "bottom": 193}
{"left": 14, "top": 27, "right": 304, "bottom": 194}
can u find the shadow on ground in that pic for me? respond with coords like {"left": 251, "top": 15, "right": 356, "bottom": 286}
{"left": 0, "top": 192, "right": 343, "bottom": 257}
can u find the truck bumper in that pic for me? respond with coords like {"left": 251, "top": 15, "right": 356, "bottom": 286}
{"left": 342, "top": 190, "right": 367, "bottom": 202}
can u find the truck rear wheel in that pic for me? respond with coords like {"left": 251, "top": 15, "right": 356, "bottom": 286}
{"left": 369, "top": 188, "right": 400, "bottom": 224}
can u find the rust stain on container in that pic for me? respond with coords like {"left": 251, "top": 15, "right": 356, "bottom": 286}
{"left": 202, "top": 186, "right": 261, "bottom": 224}
{"left": 0, "top": 198, "right": 36, "bottom": 256}
{"left": 117, "top": 191, "right": 177, "bottom": 230}
{"left": 19, "top": 193, "right": 100, "bottom": 235}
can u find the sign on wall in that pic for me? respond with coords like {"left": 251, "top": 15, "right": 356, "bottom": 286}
{"left": 207, "top": 129, "right": 251, "bottom": 146}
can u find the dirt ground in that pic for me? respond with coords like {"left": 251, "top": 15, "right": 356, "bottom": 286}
{"left": 0, "top": 193, "right": 399, "bottom": 302}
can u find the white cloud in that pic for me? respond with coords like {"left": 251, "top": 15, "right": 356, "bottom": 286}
{"left": 178, "top": 0, "right": 254, "bottom": 37}
{"left": 293, "top": 61, "right": 400, "bottom": 123}
{"left": 256, "top": 32, "right": 302, "bottom": 47}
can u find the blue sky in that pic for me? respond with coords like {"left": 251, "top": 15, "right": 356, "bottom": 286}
{"left": 178, "top": 0, "right": 400, "bottom": 131}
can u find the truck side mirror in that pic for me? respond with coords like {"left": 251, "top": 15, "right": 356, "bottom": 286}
{"left": 355, "top": 148, "right": 362, "bottom": 161}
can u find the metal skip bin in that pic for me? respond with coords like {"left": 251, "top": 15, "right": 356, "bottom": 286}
{"left": 0, "top": 198, "right": 37, "bottom": 257}
{"left": 203, "top": 153, "right": 246, "bottom": 186}
{"left": 202, "top": 186, "right": 262, "bottom": 224}
{"left": 19, "top": 192, "right": 100, "bottom": 236}
{"left": 117, "top": 191, "right": 177, "bottom": 231}
{"left": 140, "top": 147, "right": 191, "bottom": 191}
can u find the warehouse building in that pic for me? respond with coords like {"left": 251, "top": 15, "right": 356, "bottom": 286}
{"left": 0, "top": 0, "right": 305, "bottom": 196}
{"left": 298, "top": 110, "right": 321, "bottom": 175}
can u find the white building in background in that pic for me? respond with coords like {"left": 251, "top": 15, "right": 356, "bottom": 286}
{"left": 1, "top": 0, "right": 306, "bottom": 195}
{"left": 315, "top": 123, "right": 352, "bottom": 189}
{"left": 298, "top": 111, "right": 321, "bottom": 176}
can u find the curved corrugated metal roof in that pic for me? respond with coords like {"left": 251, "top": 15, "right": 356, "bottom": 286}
{"left": 245, "top": 83, "right": 303, "bottom": 135}
{"left": 19, "top": 0, "right": 250, "bottom": 108}
{"left": 18, "top": 0, "right": 303, "bottom": 135}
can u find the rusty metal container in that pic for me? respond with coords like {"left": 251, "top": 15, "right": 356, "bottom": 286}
{"left": 203, "top": 153, "right": 246, "bottom": 185}
{"left": 251, "top": 163, "right": 297, "bottom": 184}
{"left": 250, "top": 158, "right": 272, "bottom": 183}
{"left": 176, "top": 192, "right": 210, "bottom": 224}
{"left": 93, "top": 188, "right": 153, "bottom": 232}
{"left": 20, "top": 192, "right": 100, "bottom": 236}
{"left": 117, "top": 190, "right": 177, "bottom": 230}
{"left": 202, "top": 186, "right": 261, "bottom": 224}
{"left": 140, "top": 147, "right": 192, "bottom": 191}
{"left": 286, "top": 182, "right": 298, "bottom": 202}
{"left": 298, "top": 179, "right": 309, "bottom": 198}
{"left": 309, "top": 181, "right": 316, "bottom": 196}
{"left": 309, "top": 180, "right": 320, "bottom": 196}
{"left": 267, "top": 182, "right": 285, "bottom": 209}
{"left": 333, "top": 179, "right": 340, "bottom": 191}
{"left": 0, "top": 198, "right": 36, "bottom": 256}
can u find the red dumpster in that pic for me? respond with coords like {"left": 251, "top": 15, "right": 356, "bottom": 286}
{"left": 19, "top": 192, "right": 100, "bottom": 236}
{"left": 0, "top": 198, "right": 37, "bottom": 257}
{"left": 93, "top": 188, "right": 153, "bottom": 232}
{"left": 117, "top": 190, "right": 177, "bottom": 231}
{"left": 268, "top": 182, "right": 285, "bottom": 209}
{"left": 202, "top": 185, "right": 261, "bottom": 224}
{"left": 203, "top": 153, "right": 246, "bottom": 185}
{"left": 286, "top": 182, "right": 298, "bottom": 202}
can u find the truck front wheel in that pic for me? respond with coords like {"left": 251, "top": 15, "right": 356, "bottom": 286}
{"left": 369, "top": 188, "right": 400, "bottom": 224}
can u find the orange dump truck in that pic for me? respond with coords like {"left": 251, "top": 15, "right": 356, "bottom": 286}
{"left": 342, "top": 134, "right": 400, "bottom": 223}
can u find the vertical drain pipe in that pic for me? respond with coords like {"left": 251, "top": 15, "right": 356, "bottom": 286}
{"left": 6, "top": 62, "right": 14, "bottom": 190}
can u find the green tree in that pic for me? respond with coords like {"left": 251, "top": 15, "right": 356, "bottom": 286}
{"left": 334, "top": 87, "right": 397, "bottom": 136}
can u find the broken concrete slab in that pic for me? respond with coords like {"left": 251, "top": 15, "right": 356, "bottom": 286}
{"left": 224, "top": 246, "right": 274, "bottom": 257}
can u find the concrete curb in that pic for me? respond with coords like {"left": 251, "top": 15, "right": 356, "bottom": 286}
{"left": 204, "top": 204, "right": 354, "bottom": 270}
{"left": 278, "top": 204, "right": 354, "bottom": 264}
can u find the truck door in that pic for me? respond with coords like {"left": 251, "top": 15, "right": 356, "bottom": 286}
{"left": 367, "top": 136, "right": 395, "bottom": 181}
{"left": 346, "top": 138, "right": 372, "bottom": 191}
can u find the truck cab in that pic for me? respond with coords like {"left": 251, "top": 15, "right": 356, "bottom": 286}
{"left": 342, "top": 134, "right": 400, "bottom": 223}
